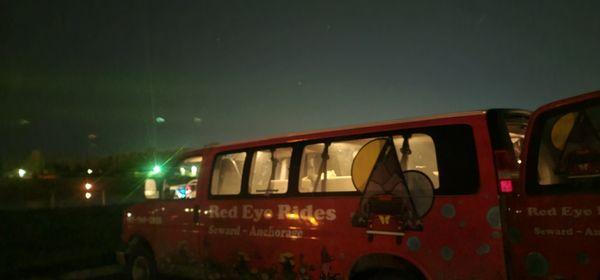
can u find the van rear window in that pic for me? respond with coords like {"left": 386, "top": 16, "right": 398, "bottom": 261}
{"left": 298, "top": 125, "right": 479, "bottom": 195}
{"left": 392, "top": 134, "right": 439, "bottom": 189}
{"left": 536, "top": 102, "right": 600, "bottom": 192}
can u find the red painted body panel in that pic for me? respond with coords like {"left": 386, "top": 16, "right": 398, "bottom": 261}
{"left": 505, "top": 91, "right": 600, "bottom": 279}
{"left": 123, "top": 112, "right": 509, "bottom": 279}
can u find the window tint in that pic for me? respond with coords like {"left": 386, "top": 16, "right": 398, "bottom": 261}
{"left": 427, "top": 125, "right": 479, "bottom": 194}
{"left": 162, "top": 156, "right": 202, "bottom": 200}
{"left": 249, "top": 147, "right": 292, "bottom": 194}
{"left": 537, "top": 103, "right": 600, "bottom": 189}
{"left": 393, "top": 134, "right": 439, "bottom": 188}
{"left": 211, "top": 152, "right": 246, "bottom": 195}
{"left": 300, "top": 138, "right": 374, "bottom": 193}
{"left": 297, "top": 125, "right": 478, "bottom": 195}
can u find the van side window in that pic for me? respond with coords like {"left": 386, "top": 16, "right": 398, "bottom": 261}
{"left": 536, "top": 103, "right": 599, "bottom": 190}
{"left": 249, "top": 147, "right": 292, "bottom": 195}
{"left": 161, "top": 156, "right": 202, "bottom": 200}
{"left": 211, "top": 152, "right": 246, "bottom": 195}
{"left": 393, "top": 134, "right": 439, "bottom": 189}
{"left": 300, "top": 138, "right": 374, "bottom": 193}
{"left": 297, "top": 125, "right": 478, "bottom": 195}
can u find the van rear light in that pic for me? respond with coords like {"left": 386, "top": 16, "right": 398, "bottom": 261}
{"left": 494, "top": 150, "right": 518, "bottom": 194}
{"left": 499, "top": 179, "right": 513, "bottom": 193}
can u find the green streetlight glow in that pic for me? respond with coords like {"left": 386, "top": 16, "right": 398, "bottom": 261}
{"left": 152, "top": 165, "right": 161, "bottom": 174}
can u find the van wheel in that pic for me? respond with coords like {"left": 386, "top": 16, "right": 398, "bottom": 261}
{"left": 364, "top": 269, "right": 420, "bottom": 280}
{"left": 128, "top": 244, "right": 157, "bottom": 280}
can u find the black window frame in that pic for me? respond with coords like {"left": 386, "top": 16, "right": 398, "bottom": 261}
{"left": 208, "top": 124, "right": 481, "bottom": 200}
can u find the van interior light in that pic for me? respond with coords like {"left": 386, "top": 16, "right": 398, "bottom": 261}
{"left": 500, "top": 179, "right": 513, "bottom": 193}
{"left": 144, "top": 179, "right": 159, "bottom": 199}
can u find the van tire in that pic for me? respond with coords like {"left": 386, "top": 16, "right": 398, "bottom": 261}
{"left": 128, "top": 242, "right": 158, "bottom": 280}
{"left": 363, "top": 269, "right": 420, "bottom": 280}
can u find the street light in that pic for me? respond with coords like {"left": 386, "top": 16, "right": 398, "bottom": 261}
{"left": 85, "top": 192, "right": 92, "bottom": 199}
{"left": 84, "top": 182, "right": 93, "bottom": 190}
{"left": 87, "top": 168, "right": 93, "bottom": 175}
{"left": 151, "top": 165, "right": 161, "bottom": 175}
{"left": 17, "top": 168, "right": 27, "bottom": 178}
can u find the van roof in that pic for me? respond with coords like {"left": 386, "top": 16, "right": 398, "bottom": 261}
{"left": 207, "top": 110, "right": 498, "bottom": 153}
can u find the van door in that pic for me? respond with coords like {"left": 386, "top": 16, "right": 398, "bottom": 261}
{"left": 153, "top": 155, "right": 205, "bottom": 277}
{"left": 506, "top": 91, "right": 599, "bottom": 279}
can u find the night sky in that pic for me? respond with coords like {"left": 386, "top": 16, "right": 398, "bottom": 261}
{"left": 1, "top": 0, "right": 599, "bottom": 165}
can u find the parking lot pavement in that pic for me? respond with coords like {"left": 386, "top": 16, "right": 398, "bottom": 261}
{"left": 18, "top": 264, "right": 188, "bottom": 280}
{"left": 59, "top": 265, "right": 124, "bottom": 280}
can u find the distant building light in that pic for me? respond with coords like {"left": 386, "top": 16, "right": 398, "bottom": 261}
{"left": 85, "top": 192, "right": 92, "bottom": 199}
{"left": 191, "top": 165, "right": 198, "bottom": 177}
{"left": 87, "top": 168, "right": 93, "bottom": 175}
{"left": 84, "top": 183, "right": 93, "bottom": 190}
{"left": 155, "top": 117, "right": 166, "bottom": 123}
{"left": 18, "top": 169, "right": 26, "bottom": 178}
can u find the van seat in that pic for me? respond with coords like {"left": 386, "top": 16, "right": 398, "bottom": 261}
{"left": 269, "top": 179, "right": 288, "bottom": 193}
{"left": 299, "top": 176, "right": 355, "bottom": 192}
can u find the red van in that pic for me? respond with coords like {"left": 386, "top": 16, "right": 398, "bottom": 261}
{"left": 118, "top": 91, "right": 599, "bottom": 279}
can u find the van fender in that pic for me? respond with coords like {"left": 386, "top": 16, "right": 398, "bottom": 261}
{"left": 349, "top": 253, "right": 427, "bottom": 280}
{"left": 126, "top": 235, "right": 155, "bottom": 262}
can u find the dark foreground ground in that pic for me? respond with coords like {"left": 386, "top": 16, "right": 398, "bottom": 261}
{"left": 0, "top": 205, "right": 129, "bottom": 279}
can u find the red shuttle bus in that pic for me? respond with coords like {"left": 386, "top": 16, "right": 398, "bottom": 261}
{"left": 119, "top": 91, "right": 599, "bottom": 279}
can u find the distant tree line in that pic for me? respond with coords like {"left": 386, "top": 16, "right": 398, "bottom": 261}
{"left": 2, "top": 148, "right": 188, "bottom": 179}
